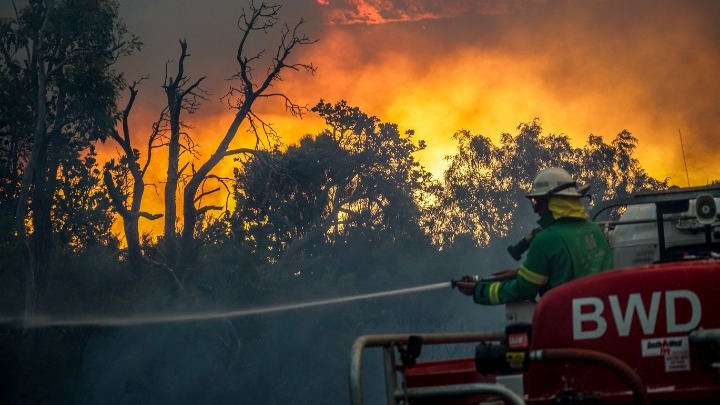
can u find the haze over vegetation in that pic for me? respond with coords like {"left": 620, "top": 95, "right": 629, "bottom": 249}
{"left": 0, "top": 1, "right": 714, "bottom": 403}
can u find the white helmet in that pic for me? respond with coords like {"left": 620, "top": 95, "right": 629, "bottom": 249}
{"left": 526, "top": 167, "right": 584, "bottom": 198}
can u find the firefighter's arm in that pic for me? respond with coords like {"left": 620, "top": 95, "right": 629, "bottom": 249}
{"left": 473, "top": 266, "right": 545, "bottom": 305}
{"left": 455, "top": 280, "right": 477, "bottom": 296}
{"left": 490, "top": 269, "right": 518, "bottom": 280}
{"left": 455, "top": 274, "right": 483, "bottom": 296}
{"left": 473, "top": 228, "right": 556, "bottom": 305}
{"left": 456, "top": 270, "right": 516, "bottom": 297}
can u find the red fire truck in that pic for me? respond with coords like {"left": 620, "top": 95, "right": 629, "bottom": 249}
{"left": 350, "top": 185, "right": 720, "bottom": 404}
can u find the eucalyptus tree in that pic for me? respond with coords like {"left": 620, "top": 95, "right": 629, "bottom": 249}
{"left": 579, "top": 130, "right": 667, "bottom": 205}
{"left": 233, "top": 100, "right": 432, "bottom": 273}
{"left": 428, "top": 119, "right": 578, "bottom": 247}
{"left": 429, "top": 120, "right": 666, "bottom": 248}
{"left": 0, "top": 0, "right": 140, "bottom": 316}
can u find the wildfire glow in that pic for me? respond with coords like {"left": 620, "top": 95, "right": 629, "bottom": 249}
{"left": 319, "top": 0, "right": 522, "bottom": 25}
{"left": 99, "top": 0, "right": 720, "bottom": 242}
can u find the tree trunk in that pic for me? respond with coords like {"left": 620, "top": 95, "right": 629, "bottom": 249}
{"left": 124, "top": 217, "right": 142, "bottom": 269}
{"left": 178, "top": 103, "right": 252, "bottom": 269}
{"left": 17, "top": 33, "right": 51, "bottom": 324}
{"left": 164, "top": 106, "right": 180, "bottom": 266}
{"left": 104, "top": 84, "right": 159, "bottom": 271}
{"left": 163, "top": 40, "right": 198, "bottom": 270}
{"left": 17, "top": 137, "right": 42, "bottom": 325}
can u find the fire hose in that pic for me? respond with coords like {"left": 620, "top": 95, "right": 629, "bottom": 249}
{"left": 529, "top": 348, "right": 650, "bottom": 405}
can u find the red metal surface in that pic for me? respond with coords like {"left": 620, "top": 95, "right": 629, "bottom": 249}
{"left": 402, "top": 358, "right": 481, "bottom": 386}
{"left": 400, "top": 260, "right": 720, "bottom": 404}
{"left": 527, "top": 260, "right": 720, "bottom": 403}
{"left": 402, "top": 359, "right": 502, "bottom": 404}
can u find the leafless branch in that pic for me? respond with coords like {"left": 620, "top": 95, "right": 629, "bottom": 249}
{"left": 179, "top": 130, "right": 200, "bottom": 159}
{"left": 197, "top": 205, "right": 224, "bottom": 216}
{"left": 146, "top": 106, "right": 170, "bottom": 173}
{"left": 224, "top": 147, "right": 260, "bottom": 157}
{"left": 245, "top": 110, "right": 280, "bottom": 149}
{"left": 138, "top": 212, "right": 163, "bottom": 220}
{"left": 196, "top": 174, "right": 233, "bottom": 209}
{"left": 195, "top": 186, "right": 220, "bottom": 203}
{"left": 258, "top": 92, "right": 309, "bottom": 117}
{"left": 236, "top": 2, "right": 282, "bottom": 90}
{"left": 178, "top": 161, "right": 190, "bottom": 178}
{"left": 103, "top": 170, "right": 129, "bottom": 216}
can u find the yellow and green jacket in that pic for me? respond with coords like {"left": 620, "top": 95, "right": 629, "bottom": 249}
{"left": 474, "top": 209, "right": 612, "bottom": 305}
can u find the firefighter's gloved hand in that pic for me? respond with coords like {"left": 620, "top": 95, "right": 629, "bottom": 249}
{"left": 455, "top": 277, "right": 477, "bottom": 296}
{"left": 490, "top": 269, "right": 518, "bottom": 281}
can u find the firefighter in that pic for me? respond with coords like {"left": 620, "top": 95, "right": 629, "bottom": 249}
{"left": 456, "top": 167, "right": 612, "bottom": 305}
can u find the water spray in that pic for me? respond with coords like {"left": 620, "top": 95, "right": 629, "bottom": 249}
{"left": 2, "top": 281, "right": 452, "bottom": 329}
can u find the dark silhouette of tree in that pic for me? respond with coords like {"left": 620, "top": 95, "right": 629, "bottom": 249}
{"left": 161, "top": 40, "right": 207, "bottom": 267}
{"left": 103, "top": 80, "right": 163, "bottom": 268}
{"left": 579, "top": 130, "right": 667, "bottom": 204}
{"left": 232, "top": 100, "right": 431, "bottom": 273}
{"left": 105, "top": 40, "right": 205, "bottom": 272}
{"left": 54, "top": 145, "right": 116, "bottom": 251}
{"left": 0, "top": 30, "right": 32, "bottom": 248}
{"left": 1, "top": 0, "right": 140, "bottom": 318}
{"left": 430, "top": 120, "right": 667, "bottom": 247}
{"left": 176, "top": 1, "right": 317, "bottom": 272}
{"left": 427, "top": 120, "right": 567, "bottom": 246}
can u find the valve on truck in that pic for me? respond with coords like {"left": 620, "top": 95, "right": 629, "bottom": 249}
{"left": 398, "top": 335, "right": 423, "bottom": 368}
{"left": 475, "top": 323, "right": 532, "bottom": 375}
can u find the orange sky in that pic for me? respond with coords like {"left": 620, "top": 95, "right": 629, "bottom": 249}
{"left": 96, "top": 0, "right": 720, "bottom": 239}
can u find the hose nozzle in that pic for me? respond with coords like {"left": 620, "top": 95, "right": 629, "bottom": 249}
{"left": 451, "top": 275, "right": 480, "bottom": 288}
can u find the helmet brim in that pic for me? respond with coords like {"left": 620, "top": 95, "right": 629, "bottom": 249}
{"left": 525, "top": 187, "right": 584, "bottom": 198}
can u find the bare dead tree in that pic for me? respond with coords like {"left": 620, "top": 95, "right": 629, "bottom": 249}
{"left": 177, "top": 1, "right": 316, "bottom": 270}
{"left": 103, "top": 80, "right": 163, "bottom": 270}
{"left": 162, "top": 39, "right": 208, "bottom": 266}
